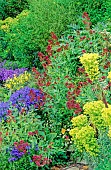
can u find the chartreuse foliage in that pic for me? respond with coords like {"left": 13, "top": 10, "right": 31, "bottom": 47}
{"left": 69, "top": 114, "right": 99, "bottom": 156}
{"left": 80, "top": 53, "right": 100, "bottom": 81}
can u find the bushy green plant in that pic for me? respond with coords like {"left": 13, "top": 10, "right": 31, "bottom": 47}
{"left": 0, "top": 0, "right": 79, "bottom": 68}
{"left": 0, "top": 110, "right": 57, "bottom": 169}
{"left": 56, "top": 0, "right": 111, "bottom": 25}
{"left": 84, "top": 131, "right": 111, "bottom": 170}
{"left": 1, "top": 0, "right": 111, "bottom": 68}
{"left": 0, "top": 0, "right": 28, "bottom": 20}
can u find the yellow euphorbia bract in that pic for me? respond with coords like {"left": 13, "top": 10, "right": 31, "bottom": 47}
{"left": 69, "top": 125, "right": 99, "bottom": 156}
{"left": 83, "top": 100, "right": 106, "bottom": 129}
{"left": 80, "top": 53, "right": 100, "bottom": 81}
{"left": 71, "top": 114, "right": 88, "bottom": 128}
{"left": 102, "top": 104, "right": 111, "bottom": 126}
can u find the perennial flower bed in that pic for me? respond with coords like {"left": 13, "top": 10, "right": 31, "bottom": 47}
{"left": 0, "top": 10, "right": 111, "bottom": 170}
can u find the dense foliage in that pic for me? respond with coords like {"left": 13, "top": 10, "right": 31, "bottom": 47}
{"left": 1, "top": 1, "right": 111, "bottom": 169}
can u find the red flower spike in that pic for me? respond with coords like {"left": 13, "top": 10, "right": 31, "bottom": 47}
{"left": 38, "top": 52, "right": 44, "bottom": 57}
{"left": 86, "top": 78, "right": 92, "bottom": 84}
{"left": 46, "top": 81, "right": 51, "bottom": 86}
{"left": 103, "top": 48, "right": 108, "bottom": 53}
{"left": 82, "top": 49, "right": 86, "bottom": 53}
{"left": 7, "top": 110, "right": 12, "bottom": 114}
{"left": 78, "top": 67, "right": 85, "bottom": 73}
{"left": 83, "top": 20, "right": 88, "bottom": 25}
{"left": 80, "top": 36, "right": 86, "bottom": 41}
{"left": 42, "top": 63, "right": 47, "bottom": 69}
{"left": 46, "top": 45, "right": 52, "bottom": 52}
{"left": 51, "top": 32, "right": 58, "bottom": 40}
{"left": 56, "top": 47, "right": 62, "bottom": 52}
{"left": 56, "top": 42, "right": 60, "bottom": 46}
{"left": 0, "top": 137, "right": 3, "bottom": 143}
{"left": 108, "top": 82, "right": 111, "bottom": 87}
{"left": 14, "top": 142, "right": 18, "bottom": 145}
{"left": 89, "top": 29, "right": 95, "bottom": 34}
{"left": 20, "top": 140, "right": 24, "bottom": 144}
{"left": 48, "top": 40, "right": 53, "bottom": 45}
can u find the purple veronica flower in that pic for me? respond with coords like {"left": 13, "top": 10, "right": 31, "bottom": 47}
{"left": 35, "top": 144, "right": 39, "bottom": 151}
{"left": 0, "top": 87, "right": 44, "bottom": 121}
{"left": 0, "top": 102, "right": 9, "bottom": 121}
{"left": 8, "top": 157, "right": 18, "bottom": 162}
{"left": 9, "top": 147, "right": 24, "bottom": 162}
{"left": 9, "top": 86, "right": 44, "bottom": 112}
{"left": 0, "top": 68, "right": 27, "bottom": 82}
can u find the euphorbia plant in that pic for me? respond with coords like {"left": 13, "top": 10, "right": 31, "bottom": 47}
{"left": 69, "top": 50, "right": 111, "bottom": 156}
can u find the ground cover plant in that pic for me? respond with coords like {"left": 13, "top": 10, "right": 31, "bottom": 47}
{"left": 0, "top": 1, "right": 111, "bottom": 169}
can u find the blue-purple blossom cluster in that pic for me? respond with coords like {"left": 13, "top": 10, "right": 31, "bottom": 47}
{"left": 0, "top": 68, "right": 27, "bottom": 82}
{"left": 0, "top": 87, "right": 44, "bottom": 121}
{"left": 0, "top": 102, "right": 9, "bottom": 121}
{"left": 8, "top": 143, "right": 39, "bottom": 162}
{"left": 9, "top": 86, "right": 44, "bottom": 111}
{"left": 8, "top": 147, "right": 24, "bottom": 162}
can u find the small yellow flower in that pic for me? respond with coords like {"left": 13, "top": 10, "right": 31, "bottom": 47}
{"left": 61, "top": 128, "right": 66, "bottom": 134}
{"left": 107, "top": 71, "right": 111, "bottom": 82}
{"left": 4, "top": 71, "right": 31, "bottom": 91}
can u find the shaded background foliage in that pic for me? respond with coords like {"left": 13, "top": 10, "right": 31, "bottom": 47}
{"left": 0, "top": 0, "right": 29, "bottom": 20}
{"left": 0, "top": 0, "right": 111, "bottom": 68}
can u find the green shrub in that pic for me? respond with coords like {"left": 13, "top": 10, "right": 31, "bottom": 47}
{"left": 0, "top": 0, "right": 77, "bottom": 68}
{"left": 0, "top": 0, "right": 28, "bottom": 20}
{"left": 1, "top": 0, "right": 111, "bottom": 68}
{"left": 84, "top": 131, "right": 111, "bottom": 170}
{"left": 55, "top": 0, "right": 111, "bottom": 25}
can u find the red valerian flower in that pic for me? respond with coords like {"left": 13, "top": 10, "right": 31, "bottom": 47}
{"left": 63, "top": 43, "right": 69, "bottom": 50}
{"left": 80, "top": 36, "right": 86, "bottom": 41}
{"left": 75, "top": 107, "right": 82, "bottom": 114}
{"left": 38, "top": 52, "right": 45, "bottom": 61}
{"left": 103, "top": 48, "right": 108, "bottom": 53}
{"left": 104, "top": 61, "right": 110, "bottom": 69}
{"left": 108, "top": 82, "right": 111, "bottom": 87}
{"left": 20, "top": 108, "right": 26, "bottom": 114}
{"left": 89, "top": 29, "right": 95, "bottom": 34}
{"left": 86, "top": 78, "right": 92, "bottom": 84}
{"left": 78, "top": 67, "right": 85, "bottom": 73}
{"left": 0, "top": 137, "right": 2, "bottom": 143}
{"left": 48, "top": 39, "right": 53, "bottom": 45}
{"left": 51, "top": 32, "right": 58, "bottom": 40}
{"left": 28, "top": 130, "right": 38, "bottom": 136}
{"left": 42, "top": 63, "right": 48, "bottom": 69}
{"left": 82, "top": 12, "right": 90, "bottom": 20}
{"left": 56, "top": 47, "right": 62, "bottom": 52}
{"left": 66, "top": 83, "right": 75, "bottom": 89}
{"left": 66, "top": 99, "right": 75, "bottom": 109}
{"left": 46, "top": 45, "right": 52, "bottom": 52}
{"left": 46, "top": 81, "right": 51, "bottom": 86}
{"left": 64, "top": 75, "right": 69, "bottom": 78}
{"left": 82, "top": 49, "right": 86, "bottom": 53}
{"left": 32, "top": 154, "right": 52, "bottom": 167}
{"left": 7, "top": 110, "right": 12, "bottom": 114}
